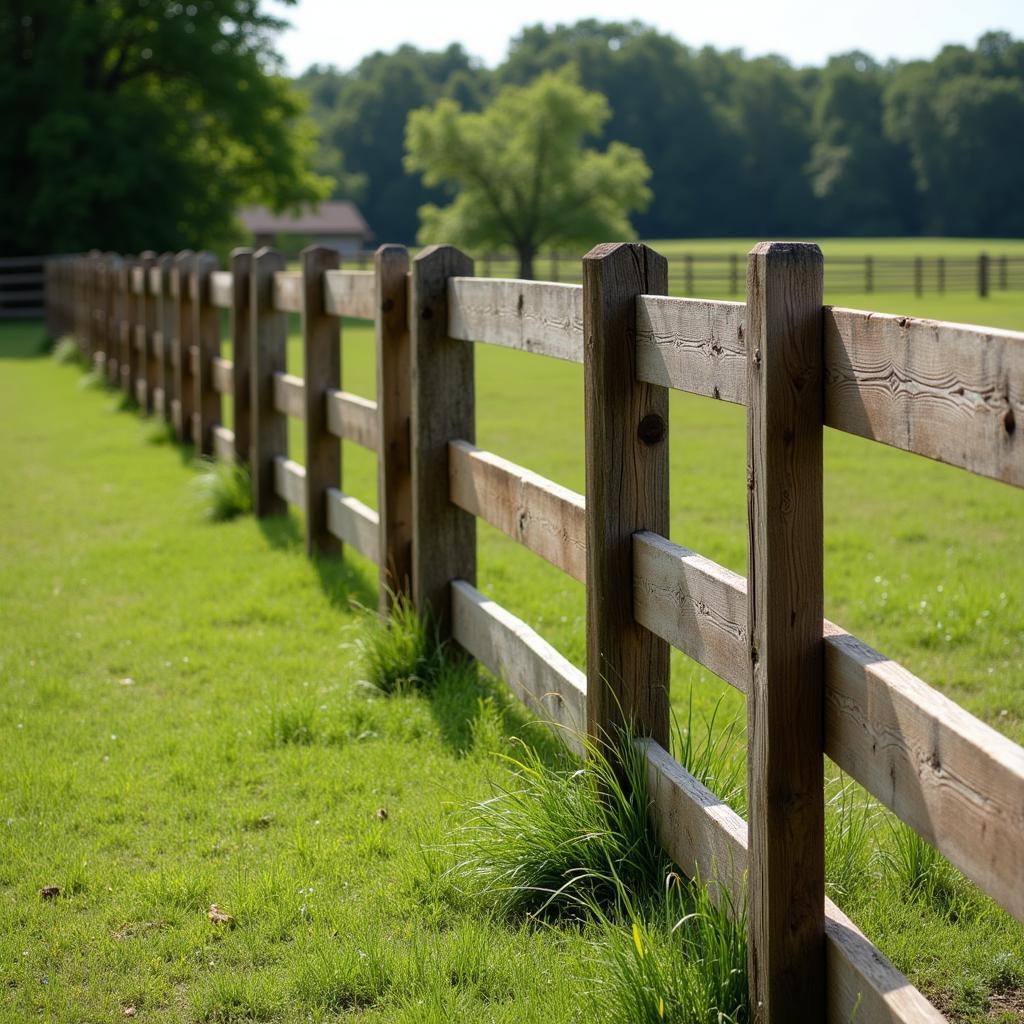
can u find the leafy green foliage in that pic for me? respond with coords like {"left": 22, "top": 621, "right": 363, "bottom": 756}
{"left": 0, "top": 0, "right": 330, "bottom": 255}
{"left": 405, "top": 69, "right": 651, "bottom": 277}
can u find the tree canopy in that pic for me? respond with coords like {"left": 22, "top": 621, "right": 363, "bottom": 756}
{"left": 0, "top": 0, "right": 330, "bottom": 255}
{"left": 404, "top": 70, "right": 651, "bottom": 278}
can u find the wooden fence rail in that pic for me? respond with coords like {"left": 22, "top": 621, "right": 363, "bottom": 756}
{"left": 46, "top": 241, "right": 1024, "bottom": 1024}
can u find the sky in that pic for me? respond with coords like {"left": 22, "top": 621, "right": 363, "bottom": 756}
{"left": 266, "top": 0, "right": 1024, "bottom": 74}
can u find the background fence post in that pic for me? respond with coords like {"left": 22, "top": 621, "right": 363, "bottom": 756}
{"left": 154, "top": 254, "right": 174, "bottom": 422}
{"left": 193, "top": 251, "right": 220, "bottom": 455}
{"left": 170, "top": 251, "right": 194, "bottom": 439}
{"left": 913, "top": 255, "right": 923, "bottom": 297}
{"left": 745, "top": 241, "right": 825, "bottom": 1024}
{"left": 230, "top": 248, "right": 253, "bottom": 463}
{"left": 410, "top": 245, "right": 475, "bottom": 637}
{"left": 938, "top": 256, "right": 946, "bottom": 294}
{"left": 582, "top": 242, "right": 670, "bottom": 748}
{"left": 120, "top": 256, "right": 137, "bottom": 397}
{"left": 250, "top": 247, "right": 287, "bottom": 518}
{"left": 375, "top": 244, "right": 412, "bottom": 613}
{"left": 979, "top": 252, "right": 990, "bottom": 298}
{"left": 136, "top": 252, "right": 156, "bottom": 411}
{"left": 106, "top": 254, "right": 121, "bottom": 383}
{"left": 301, "top": 245, "right": 341, "bottom": 556}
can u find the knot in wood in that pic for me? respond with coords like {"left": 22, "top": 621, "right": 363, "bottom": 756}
{"left": 1002, "top": 408, "right": 1016, "bottom": 436}
{"left": 637, "top": 413, "right": 666, "bottom": 446}
{"left": 382, "top": 297, "right": 394, "bottom": 313}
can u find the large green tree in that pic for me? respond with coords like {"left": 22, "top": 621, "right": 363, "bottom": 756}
{"left": 0, "top": 0, "right": 330, "bottom": 255}
{"left": 404, "top": 69, "right": 651, "bottom": 278}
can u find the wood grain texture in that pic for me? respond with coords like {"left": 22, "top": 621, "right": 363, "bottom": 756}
{"left": 274, "top": 456, "right": 306, "bottom": 510}
{"left": 301, "top": 246, "right": 341, "bottom": 556}
{"left": 641, "top": 738, "right": 947, "bottom": 1024}
{"left": 272, "top": 270, "right": 303, "bottom": 313}
{"left": 251, "top": 248, "right": 288, "bottom": 517}
{"left": 448, "top": 440, "right": 586, "bottom": 582}
{"left": 212, "top": 357, "right": 234, "bottom": 395}
{"left": 745, "top": 241, "right": 825, "bottom": 1024}
{"left": 583, "top": 242, "right": 670, "bottom": 746}
{"left": 451, "top": 580, "right": 587, "bottom": 755}
{"left": 273, "top": 372, "right": 305, "bottom": 419}
{"left": 323, "top": 269, "right": 376, "bottom": 320}
{"left": 326, "top": 488, "right": 380, "bottom": 564}
{"left": 410, "top": 245, "right": 476, "bottom": 637}
{"left": 375, "top": 245, "right": 413, "bottom": 613}
{"left": 824, "top": 308, "right": 1024, "bottom": 487}
{"left": 209, "top": 271, "right": 233, "bottom": 309}
{"left": 633, "top": 531, "right": 747, "bottom": 690}
{"left": 636, "top": 295, "right": 747, "bottom": 402}
{"left": 447, "top": 277, "right": 584, "bottom": 362}
{"left": 213, "top": 425, "right": 235, "bottom": 463}
{"left": 171, "top": 251, "right": 195, "bottom": 442}
{"left": 193, "top": 251, "right": 220, "bottom": 456}
{"left": 229, "top": 249, "right": 253, "bottom": 463}
{"left": 325, "top": 389, "right": 379, "bottom": 449}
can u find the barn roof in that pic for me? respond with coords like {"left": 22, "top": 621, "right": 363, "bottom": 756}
{"left": 239, "top": 201, "right": 372, "bottom": 239}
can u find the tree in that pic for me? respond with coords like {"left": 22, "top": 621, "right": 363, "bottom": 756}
{"left": 404, "top": 69, "right": 651, "bottom": 278}
{"left": 0, "top": 0, "right": 330, "bottom": 255}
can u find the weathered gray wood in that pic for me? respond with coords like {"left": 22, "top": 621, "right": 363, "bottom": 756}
{"left": 745, "top": 241, "right": 825, "bottom": 1024}
{"left": 251, "top": 248, "right": 288, "bottom": 517}
{"left": 452, "top": 580, "right": 587, "bottom": 755}
{"left": 641, "top": 739, "right": 947, "bottom": 1024}
{"left": 274, "top": 456, "right": 306, "bottom": 510}
{"left": 410, "top": 245, "right": 476, "bottom": 637}
{"left": 583, "top": 242, "right": 669, "bottom": 746}
{"left": 193, "top": 251, "right": 220, "bottom": 456}
{"left": 273, "top": 372, "right": 305, "bottom": 419}
{"left": 375, "top": 245, "right": 412, "bottom": 613}
{"left": 209, "top": 271, "right": 233, "bottom": 309}
{"left": 636, "top": 295, "right": 747, "bottom": 403}
{"left": 272, "top": 270, "right": 303, "bottom": 313}
{"left": 824, "top": 308, "right": 1024, "bottom": 487}
{"left": 448, "top": 440, "right": 586, "bottom": 582}
{"left": 213, "top": 425, "right": 235, "bottom": 463}
{"left": 447, "top": 277, "right": 584, "bottom": 362}
{"left": 172, "top": 250, "right": 195, "bottom": 442}
{"left": 154, "top": 254, "right": 175, "bottom": 421}
{"left": 633, "top": 531, "right": 747, "bottom": 689}
{"left": 323, "top": 269, "right": 376, "bottom": 320}
{"left": 301, "top": 246, "right": 341, "bottom": 556}
{"left": 212, "top": 357, "right": 234, "bottom": 394}
{"left": 326, "top": 488, "right": 380, "bottom": 564}
{"left": 229, "top": 249, "right": 253, "bottom": 462}
{"left": 326, "top": 389, "right": 379, "bottom": 450}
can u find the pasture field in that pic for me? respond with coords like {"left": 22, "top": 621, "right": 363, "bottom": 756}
{"left": 3, "top": 238, "right": 1024, "bottom": 1021}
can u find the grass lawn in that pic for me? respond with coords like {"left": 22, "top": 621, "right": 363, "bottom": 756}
{"left": 3, "top": 238, "right": 1024, "bottom": 1021}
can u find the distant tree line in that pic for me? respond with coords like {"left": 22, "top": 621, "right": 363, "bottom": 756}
{"left": 297, "top": 22, "right": 1024, "bottom": 245}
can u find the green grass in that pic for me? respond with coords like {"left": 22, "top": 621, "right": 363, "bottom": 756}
{"left": 4, "top": 235, "right": 1024, "bottom": 1021}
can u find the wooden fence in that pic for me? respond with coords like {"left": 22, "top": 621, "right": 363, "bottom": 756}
{"left": 1, "top": 254, "right": 47, "bottom": 319}
{"left": 46, "top": 243, "right": 1024, "bottom": 1024}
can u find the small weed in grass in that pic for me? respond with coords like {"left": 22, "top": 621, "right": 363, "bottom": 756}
{"left": 291, "top": 932, "right": 394, "bottom": 1011}
{"left": 192, "top": 458, "right": 252, "bottom": 522}
{"left": 77, "top": 367, "right": 111, "bottom": 390}
{"left": 883, "top": 821, "right": 972, "bottom": 918}
{"left": 266, "top": 698, "right": 319, "bottom": 746}
{"left": 191, "top": 970, "right": 281, "bottom": 1023}
{"left": 50, "top": 336, "right": 82, "bottom": 364}
{"left": 593, "top": 876, "right": 748, "bottom": 1024}
{"left": 143, "top": 418, "right": 176, "bottom": 446}
{"left": 358, "top": 595, "right": 447, "bottom": 694}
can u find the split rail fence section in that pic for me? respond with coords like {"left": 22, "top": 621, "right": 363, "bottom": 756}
{"left": 47, "top": 242, "right": 1024, "bottom": 1024}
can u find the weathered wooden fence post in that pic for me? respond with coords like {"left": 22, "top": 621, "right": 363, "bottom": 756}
{"left": 979, "top": 252, "right": 990, "bottom": 298}
{"left": 250, "top": 247, "right": 287, "bottom": 517}
{"left": 938, "top": 256, "right": 946, "bottom": 294}
{"left": 120, "top": 256, "right": 137, "bottom": 397}
{"left": 913, "top": 255, "right": 923, "bottom": 297}
{"left": 375, "top": 244, "right": 412, "bottom": 612}
{"left": 172, "top": 250, "right": 195, "bottom": 442}
{"left": 154, "top": 254, "right": 175, "bottom": 422}
{"left": 301, "top": 245, "right": 341, "bottom": 556}
{"left": 865, "top": 255, "right": 873, "bottom": 293}
{"left": 410, "top": 245, "right": 475, "bottom": 637}
{"left": 193, "top": 251, "right": 220, "bottom": 455}
{"left": 230, "top": 249, "right": 254, "bottom": 463}
{"left": 136, "top": 252, "right": 156, "bottom": 411}
{"left": 744, "top": 241, "right": 825, "bottom": 1024}
{"left": 105, "top": 254, "right": 121, "bottom": 382}
{"left": 582, "top": 242, "right": 670, "bottom": 747}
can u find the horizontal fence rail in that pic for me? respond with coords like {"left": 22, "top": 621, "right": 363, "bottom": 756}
{"left": 48, "top": 237, "right": 1024, "bottom": 1024}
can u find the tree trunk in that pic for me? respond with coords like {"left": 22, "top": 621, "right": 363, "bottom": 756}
{"left": 517, "top": 245, "right": 536, "bottom": 281}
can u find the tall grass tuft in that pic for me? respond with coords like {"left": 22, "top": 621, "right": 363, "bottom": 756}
{"left": 357, "top": 595, "right": 447, "bottom": 695}
{"left": 593, "top": 876, "right": 748, "bottom": 1024}
{"left": 451, "top": 732, "right": 670, "bottom": 919}
{"left": 51, "top": 337, "right": 83, "bottom": 365}
{"left": 825, "top": 774, "right": 877, "bottom": 904}
{"left": 673, "top": 695, "right": 745, "bottom": 816}
{"left": 191, "top": 458, "right": 252, "bottom": 522}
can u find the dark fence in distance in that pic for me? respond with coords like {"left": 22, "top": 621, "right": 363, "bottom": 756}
{"left": 0, "top": 255, "right": 47, "bottom": 319}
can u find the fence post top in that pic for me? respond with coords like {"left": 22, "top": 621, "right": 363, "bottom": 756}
{"left": 375, "top": 243, "right": 408, "bottom": 259}
{"left": 252, "top": 246, "right": 284, "bottom": 267}
{"left": 582, "top": 241, "right": 665, "bottom": 266}
{"left": 229, "top": 246, "right": 254, "bottom": 261}
{"left": 300, "top": 244, "right": 339, "bottom": 267}
{"left": 747, "top": 240, "right": 823, "bottom": 263}
{"left": 412, "top": 243, "right": 472, "bottom": 269}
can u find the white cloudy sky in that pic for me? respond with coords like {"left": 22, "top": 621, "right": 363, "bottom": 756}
{"left": 266, "top": 0, "right": 1024, "bottom": 74}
